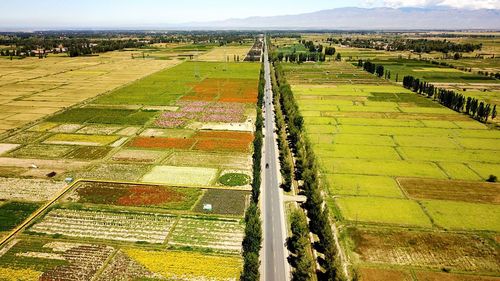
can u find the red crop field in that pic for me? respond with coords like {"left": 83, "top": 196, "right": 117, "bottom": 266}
{"left": 70, "top": 181, "right": 200, "bottom": 210}
{"left": 194, "top": 131, "right": 254, "bottom": 142}
{"left": 193, "top": 131, "right": 253, "bottom": 152}
{"left": 182, "top": 78, "right": 258, "bottom": 103}
{"left": 128, "top": 137, "right": 196, "bottom": 149}
{"left": 194, "top": 139, "right": 251, "bottom": 152}
{"left": 117, "top": 186, "right": 185, "bottom": 206}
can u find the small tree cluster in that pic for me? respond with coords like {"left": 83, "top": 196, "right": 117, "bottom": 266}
{"left": 287, "top": 210, "right": 315, "bottom": 281}
{"left": 325, "top": 47, "right": 336, "bottom": 56}
{"left": 402, "top": 76, "right": 437, "bottom": 98}
{"left": 272, "top": 52, "right": 326, "bottom": 63}
{"left": 359, "top": 60, "right": 384, "bottom": 78}
{"left": 270, "top": 40, "right": 329, "bottom": 63}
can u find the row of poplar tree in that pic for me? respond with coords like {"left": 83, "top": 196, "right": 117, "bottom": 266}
{"left": 240, "top": 63, "right": 265, "bottom": 280}
{"left": 402, "top": 75, "right": 497, "bottom": 122}
{"left": 357, "top": 60, "right": 497, "bottom": 123}
{"left": 273, "top": 62, "right": 345, "bottom": 281}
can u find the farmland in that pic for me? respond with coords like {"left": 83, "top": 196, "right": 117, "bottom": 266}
{"left": 168, "top": 216, "right": 244, "bottom": 252}
{"left": 0, "top": 51, "right": 180, "bottom": 134}
{"left": 334, "top": 43, "right": 500, "bottom": 109}
{"left": 198, "top": 44, "right": 253, "bottom": 62}
{"left": 0, "top": 32, "right": 263, "bottom": 281}
{"left": 64, "top": 181, "right": 202, "bottom": 210}
{"left": 0, "top": 23, "right": 498, "bottom": 281}
{"left": 273, "top": 34, "right": 500, "bottom": 280}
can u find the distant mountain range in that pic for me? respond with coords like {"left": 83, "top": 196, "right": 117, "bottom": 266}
{"left": 2, "top": 7, "right": 499, "bottom": 31}
{"left": 183, "top": 7, "right": 500, "bottom": 30}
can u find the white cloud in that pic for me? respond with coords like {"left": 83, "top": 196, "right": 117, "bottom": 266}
{"left": 366, "top": 0, "right": 500, "bottom": 9}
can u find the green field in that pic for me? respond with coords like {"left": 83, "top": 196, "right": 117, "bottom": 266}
{"left": 94, "top": 61, "right": 260, "bottom": 105}
{"left": 422, "top": 200, "right": 500, "bottom": 231}
{"left": 326, "top": 174, "right": 404, "bottom": 198}
{"left": 44, "top": 133, "right": 119, "bottom": 146}
{"left": 0, "top": 202, "right": 41, "bottom": 232}
{"left": 369, "top": 58, "right": 498, "bottom": 84}
{"left": 334, "top": 197, "right": 432, "bottom": 227}
{"left": 279, "top": 51, "right": 500, "bottom": 278}
{"left": 47, "top": 108, "right": 158, "bottom": 125}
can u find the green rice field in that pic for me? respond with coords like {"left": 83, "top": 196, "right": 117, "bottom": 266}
{"left": 280, "top": 57, "right": 500, "bottom": 277}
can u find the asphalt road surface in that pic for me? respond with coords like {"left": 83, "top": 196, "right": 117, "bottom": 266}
{"left": 262, "top": 39, "right": 288, "bottom": 281}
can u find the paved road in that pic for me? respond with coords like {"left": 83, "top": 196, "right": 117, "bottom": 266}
{"left": 261, "top": 40, "right": 289, "bottom": 281}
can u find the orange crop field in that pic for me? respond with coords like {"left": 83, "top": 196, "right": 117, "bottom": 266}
{"left": 194, "top": 130, "right": 254, "bottom": 142}
{"left": 181, "top": 78, "right": 258, "bottom": 103}
{"left": 128, "top": 137, "right": 196, "bottom": 149}
{"left": 194, "top": 139, "right": 251, "bottom": 152}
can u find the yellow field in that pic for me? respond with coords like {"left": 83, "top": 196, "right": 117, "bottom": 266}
{"left": 125, "top": 249, "right": 241, "bottom": 280}
{"left": 0, "top": 52, "right": 181, "bottom": 134}
{"left": 197, "top": 45, "right": 251, "bottom": 62}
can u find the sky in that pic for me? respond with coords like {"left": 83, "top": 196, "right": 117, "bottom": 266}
{"left": 0, "top": 0, "right": 498, "bottom": 29}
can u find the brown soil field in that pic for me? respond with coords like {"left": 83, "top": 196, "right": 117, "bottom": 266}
{"left": 359, "top": 267, "right": 412, "bottom": 281}
{"left": 398, "top": 177, "right": 500, "bottom": 204}
{"left": 0, "top": 157, "right": 90, "bottom": 178}
{"left": 416, "top": 271, "right": 500, "bottom": 281}
{"left": 359, "top": 267, "right": 500, "bottom": 281}
{"left": 351, "top": 227, "right": 499, "bottom": 272}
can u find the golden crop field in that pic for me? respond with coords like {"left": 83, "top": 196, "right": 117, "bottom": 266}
{"left": 197, "top": 45, "right": 252, "bottom": 62}
{"left": 0, "top": 52, "right": 181, "bottom": 134}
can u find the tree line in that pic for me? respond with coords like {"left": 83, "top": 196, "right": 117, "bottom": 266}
{"left": 0, "top": 30, "right": 262, "bottom": 46}
{"left": 0, "top": 31, "right": 263, "bottom": 58}
{"left": 68, "top": 40, "right": 146, "bottom": 57}
{"left": 244, "top": 39, "right": 264, "bottom": 62}
{"left": 0, "top": 38, "right": 146, "bottom": 58}
{"left": 357, "top": 59, "right": 497, "bottom": 123}
{"left": 403, "top": 75, "right": 497, "bottom": 122}
{"left": 274, "top": 62, "right": 345, "bottom": 281}
{"left": 270, "top": 64, "right": 294, "bottom": 192}
{"left": 288, "top": 210, "right": 316, "bottom": 280}
{"left": 408, "top": 58, "right": 499, "bottom": 80}
{"left": 271, "top": 62, "right": 316, "bottom": 280}
{"left": 240, "top": 62, "right": 265, "bottom": 281}
{"left": 341, "top": 37, "right": 482, "bottom": 53}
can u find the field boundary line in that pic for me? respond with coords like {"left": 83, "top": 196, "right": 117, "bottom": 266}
{"left": 78, "top": 178, "right": 252, "bottom": 191}
{"left": 0, "top": 177, "right": 251, "bottom": 248}
{"left": 91, "top": 248, "right": 119, "bottom": 281}
{"left": 0, "top": 179, "right": 78, "bottom": 248}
